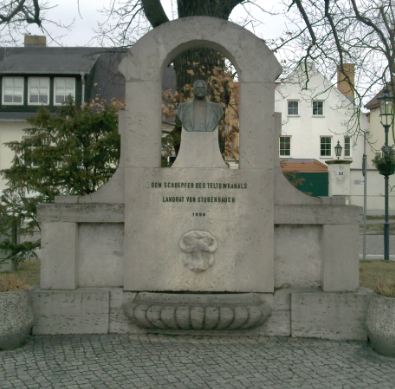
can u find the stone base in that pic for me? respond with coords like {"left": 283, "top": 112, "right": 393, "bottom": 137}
{"left": 366, "top": 294, "right": 395, "bottom": 357}
{"left": 123, "top": 292, "right": 272, "bottom": 331}
{"left": 0, "top": 290, "right": 34, "bottom": 350}
{"left": 32, "top": 288, "right": 370, "bottom": 340}
{"left": 32, "top": 288, "right": 110, "bottom": 334}
{"left": 291, "top": 289, "right": 372, "bottom": 340}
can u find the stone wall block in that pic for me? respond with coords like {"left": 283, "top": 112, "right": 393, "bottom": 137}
{"left": 291, "top": 290, "right": 371, "bottom": 340}
{"left": 32, "top": 289, "right": 110, "bottom": 334}
{"left": 322, "top": 224, "right": 359, "bottom": 291}
{"left": 40, "top": 222, "right": 78, "bottom": 289}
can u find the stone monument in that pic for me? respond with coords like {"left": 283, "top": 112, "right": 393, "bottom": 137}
{"left": 34, "top": 17, "right": 369, "bottom": 339}
{"left": 173, "top": 79, "right": 225, "bottom": 168}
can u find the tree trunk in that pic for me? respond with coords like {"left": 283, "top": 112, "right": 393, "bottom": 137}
{"left": 174, "top": 0, "right": 243, "bottom": 89}
{"left": 177, "top": 0, "right": 243, "bottom": 19}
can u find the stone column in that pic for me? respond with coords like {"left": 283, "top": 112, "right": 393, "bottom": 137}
{"left": 326, "top": 160, "right": 352, "bottom": 198}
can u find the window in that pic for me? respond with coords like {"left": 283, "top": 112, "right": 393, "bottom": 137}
{"left": 287, "top": 100, "right": 298, "bottom": 116}
{"left": 28, "top": 77, "right": 49, "bottom": 105}
{"left": 279, "top": 136, "right": 291, "bottom": 157}
{"left": 313, "top": 100, "right": 323, "bottom": 116}
{"left": 320, "top": 136, "right": 332, "bottom": 157}
{"left": 54, "top": 77, "right": 75, "bottom": 105}
{"left": 344, "top": 136, "right": 351, "bottom": 157}
{"left": 2, "top": 77, "right": 24, "bottom": 105}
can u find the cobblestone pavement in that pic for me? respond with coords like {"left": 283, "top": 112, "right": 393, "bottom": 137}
{"left": 1, "top": 335, "right": 395, "bottom": 389}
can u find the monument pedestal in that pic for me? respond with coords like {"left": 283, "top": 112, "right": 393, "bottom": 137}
{"left": 35, "top": 17, "right": 364, "bottom": 340}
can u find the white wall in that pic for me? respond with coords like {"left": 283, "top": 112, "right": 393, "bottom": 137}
{"left": 350, "top": 169, "right": 395, "bottom": 214}
{"left": 275, "top": 65, "right": 366, "bottom": 168}
{"left": 274, "top": 65, "right": 395, "bottom": 214}
{"left": 0, "top": 120, "right": 27, "bottom": 192}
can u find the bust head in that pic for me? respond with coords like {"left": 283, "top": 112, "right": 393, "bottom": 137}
{"left": 193, "top": 80, "right": 208, "bottom": 100}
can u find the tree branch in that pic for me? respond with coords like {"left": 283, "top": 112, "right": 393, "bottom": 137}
{"left": 290, "top": 0, "right": 317, "bottom": 46}
{"left": 0, "top": 0, "right": 42, "bottom": 25}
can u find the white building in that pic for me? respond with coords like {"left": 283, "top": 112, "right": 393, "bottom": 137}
{"left": 275, "top": 63, "right": 394, "bottom": 214}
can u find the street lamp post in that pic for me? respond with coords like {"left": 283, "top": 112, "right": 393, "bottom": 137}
{"left": 334, "top": 140, "right": 343, "bottom": 160}
{"left": 378, "top": 87, "right": 394, "bottom": 261}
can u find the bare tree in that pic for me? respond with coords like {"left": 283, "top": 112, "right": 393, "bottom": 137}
{"left": 0, "top": 0, "right": 48, "bottom": 44}
{"left": 96, "top": 0, "right": 394, "bottom": 141}
{"left": 0, "top": 0, "right": 42, "bottom": 25}
{"left": 273, "top": 0, "right": 394, "bottom": 139}
{"left": 98, "top": 1, "right": 393, "bottom": 92}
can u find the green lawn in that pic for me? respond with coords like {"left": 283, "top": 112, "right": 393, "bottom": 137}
{"left": 0, "top": 259, "right": 40, "bottom": 289}
{"left": 360, "top": 260, "right": 395, "bottom": 290}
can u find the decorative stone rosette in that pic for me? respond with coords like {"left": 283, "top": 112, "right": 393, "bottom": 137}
{"left": 179, "top": 230, "right": 217, "bottom": 272}
{"left": 123, "top": 292, "right": 271, "bottom": 331}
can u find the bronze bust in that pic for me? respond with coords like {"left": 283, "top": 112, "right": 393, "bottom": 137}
{"left": 176, "top": 80, "right": 223, "bottom": 132}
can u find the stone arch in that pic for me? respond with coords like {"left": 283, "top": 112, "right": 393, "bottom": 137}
{"left": 119, "top": 16, "right": 281, "bottom": 169}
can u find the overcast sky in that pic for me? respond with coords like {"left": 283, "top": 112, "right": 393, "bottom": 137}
{"left": 21, "top": 0, "right": 287, "bottom": 47}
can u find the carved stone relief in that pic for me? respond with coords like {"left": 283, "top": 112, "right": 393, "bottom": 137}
{"left": 179, "top": 230, "right": 218, "bottom": 272}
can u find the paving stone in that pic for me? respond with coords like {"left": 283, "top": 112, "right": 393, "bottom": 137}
{"left": 0, "top": 335, "right": 395, "bottom": 388}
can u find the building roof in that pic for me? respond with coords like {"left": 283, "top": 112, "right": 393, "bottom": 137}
{"left": 365, "top": 87, "right": 386, "bottom": 110}
{"left": 0, "top": 45, "right": 177, "bottom": 121}
{"left": 280, "top": 159, "right": 328, "bottom": 173}
{"left": 0, "top": 47, "right": 112, "bottom": 75}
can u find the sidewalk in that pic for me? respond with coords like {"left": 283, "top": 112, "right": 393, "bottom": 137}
{"left": 359, "top": 233, "right": 395, "bottom": 260}
{"left": 1, "top": 335, "right": 394, "bottom": 388}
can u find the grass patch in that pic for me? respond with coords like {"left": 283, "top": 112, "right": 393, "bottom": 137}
{"left": 0, "top": 259, "right": 40, "bottom": 291}
{"left": 0, "top": 273, "right": 29, "bottom": 292}
{"left": 360, "top": 260, "right": 395, "bottom": 295}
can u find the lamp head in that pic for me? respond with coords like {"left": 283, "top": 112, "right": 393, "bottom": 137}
{"left": 334, "top": 140, "right": 343, "bottom": 160}
{"left": 378, "top": 87, "right": 394, "bottom": 127}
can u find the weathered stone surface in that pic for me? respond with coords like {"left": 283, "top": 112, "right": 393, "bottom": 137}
{"left": 366, "top": 294, "right": 395, "bottom": 357}
{"left": 173, "top": 129, "right": 226, "bottom": 168}
{"left": 124, "top": 168, "right": 274, "bottom": 292}
{"left": 78, "top": 223, "right": 123, "bottom": 287}
{"left": 34, "top": 16, "right": 363, "bottom": 340}
{"left": 32, "top": 289, "right": 110, "bottom": 334}
{"left": 260, "top": 289, "right": 291, "bottom": 336}
{"left": 179, "top": 230, "right": 217, "bottom": 272}
{"left": 109, "top": 289, "right": 143, "bottom": 334}
{"left": 0, "top": 290, "right": 33, "bottom": 350}
{"left": 274, "top": 226, "right": 321, "bottom": 289}
{"left": 322, "top": 224, "right": 359, "bottom": 291}
{"left": 121, "top": 17, "right": 279, "bottom": 293}
{"left": 291, "top": 289, "right": 371, "bottom": 340}
{"left": 274, "top": 204, "right": 361, "bottom": 224}
{"left": 37, "top": 203, "right": 124, "bottom": 223}
{"left": 123, "top": 292, "right": 272, "bottom": 331}
{"left": 40, "top": 222, "right": 77, "bottom": 289}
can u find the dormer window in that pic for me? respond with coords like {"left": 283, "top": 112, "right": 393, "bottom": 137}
{"left": 54, "top": 77, "right": 75, "bottom": 105}
{"left": 2, "top": 77, "right": 24, "bottom": 105}
{"left": 28, "top": 77, "right": 49, "bottom": 105}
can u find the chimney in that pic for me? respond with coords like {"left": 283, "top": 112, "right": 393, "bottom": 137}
{"left": 24, "top": 35, "right": 46, "bottom": 47}
{"left": 337, "top": 63, "right": 355, "bottom": 100}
